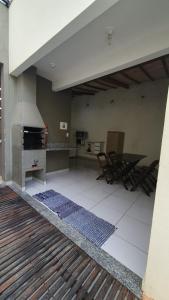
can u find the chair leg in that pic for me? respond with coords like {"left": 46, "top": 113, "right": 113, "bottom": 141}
{"left": 141, "top": 183, "right": 151, "bottom": 197}
{"left": 96, "top": 174, "right": 104, "bottom": 180}
{"left": 144, "top": 180, "right": 153, "bottom": 193}
{"left": 148, "top": 175, "right": 156, "bottom": 187}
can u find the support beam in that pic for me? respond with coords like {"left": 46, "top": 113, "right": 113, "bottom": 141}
{"left": 72, "top": 88, "right": 95, "bottom": 95}
{"left": 77, "top": 85, "right": 98, "bottom": 93}
{"left": 78, "top": 84, "right": 99, "bottom": 92}
{"left": 107, "top": 76, "right": 129, "bottom": 89}
{"left": 95, "top": 79, "right": 117, "bottom": 89}
{"left": 100, "top": 77, "right": 118, "bottom": 88}
{"left": 122, "top": 72, "right": 140, "bottom": 84}
{"left": 140, "top": 65, "right": 154, "bottom": 81}
{"left": 84, "top": 82, "right": 107, "bottom": 91}
{"left": 104, "top": 76, "right": 129, "bottom": 89}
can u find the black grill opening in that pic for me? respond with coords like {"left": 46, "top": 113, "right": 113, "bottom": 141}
{"left": 23, "top": 127, "right": 45, "bottom": 150}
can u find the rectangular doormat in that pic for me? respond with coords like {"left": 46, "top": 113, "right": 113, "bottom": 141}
{"left": 34, "top": 190, "right": 117, "bottom": 247}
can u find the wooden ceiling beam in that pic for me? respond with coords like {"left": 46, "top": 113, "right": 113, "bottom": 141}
{"left": 84, "top": 82, "right": 107, "bottom": 91}
{"left": 71, "top": 88, "right": 95, "bottom": 96}
{"left": 162, "top": 57, "right": 169, "bottom": 77}
{"left": 107, "top": 75, "right": 129, "bottom": 89}
{"left": 114, "top": 55, "right": 169, "bottom": 73}
{"left": 78, "top": 84, "right": 99, "bottom": 92}
{"left": 101, "top": 76, "right": 124, "bottom": 89}
{"left": 139, "top": 55, "right": 169, "bottom": 67}
{"left": 140, "top": 65, "right": 154, "bottom": 81}
{"left": 95, "top": 79, "right": 117, "bottom": 89}
{"left": 102, "top": 77, "right": 118, "bottom": 88}
{"left": 122, "top": 72, "right": 140, "bottom": 84}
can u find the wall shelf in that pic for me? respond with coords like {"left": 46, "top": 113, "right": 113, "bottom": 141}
{"left": 86, "top": 141, "right": 104, "bottom": 155}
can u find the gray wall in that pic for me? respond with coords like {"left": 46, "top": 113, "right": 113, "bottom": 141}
{"left": 13, "top": 67, "right": 44, "bottom": 127}
{"left": 36, "top": 76, "right": 71, "bottom": 172}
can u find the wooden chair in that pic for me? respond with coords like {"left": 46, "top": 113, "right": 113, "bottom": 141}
{"left": 96, "top": 152, "right": 114, "bottom": 183}
{"left": 108, "top": 151, "right": 116, "bottom": 163}
{"left": 108, "top": 151, "right": 125, "bottom": 182}
{"left": 130, "top": 160, "right": 159, "bottom": 196}
{"left": 122, "top": 160, "right": 140, "bottom": 190}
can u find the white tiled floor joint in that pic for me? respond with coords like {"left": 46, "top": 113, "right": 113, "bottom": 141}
{"left": 25, "top": 167, "right": 155, "bottom": 278}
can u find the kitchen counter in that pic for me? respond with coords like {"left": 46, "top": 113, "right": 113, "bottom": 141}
{"left": 46, "top": 147, "right": 77, "bottom": 152}
{"left": 46, "top": 143, "right": 77, "bottom": 152}
{"left": 45, "top": 143, "right": 77, "bottom": 172}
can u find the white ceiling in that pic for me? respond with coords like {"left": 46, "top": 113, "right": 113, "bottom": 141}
{"left": 35, "top": 0, "right": 169, "bottom": 91}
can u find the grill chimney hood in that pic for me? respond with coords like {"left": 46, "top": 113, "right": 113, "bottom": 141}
{"left": 13, "top": 67, "right": 44, "bottom": 128}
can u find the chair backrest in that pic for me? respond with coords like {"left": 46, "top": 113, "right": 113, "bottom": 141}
{"left": 108, "top": 151, "right": 117, "bottom": 164}
{"left": 108, "top": 151, "right": 124, "bottom": 169}
{"left": 132, "top": 160, "right": 159, "bottom": 191}
{"left": 145, "top": 160, "right": 159, "bottom": 176}
{"left": 97, "top": 152, "right": 109, "bottom": 169}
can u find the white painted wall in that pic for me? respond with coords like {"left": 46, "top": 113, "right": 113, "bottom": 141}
{"left": 71, "top": 79, "right": 168, "bottom": 164}
{"left": 143, "top": 86, "right": 169, "bottom": 300}
{"left": 9, "top": 0, "right": 119, "bottom": 76}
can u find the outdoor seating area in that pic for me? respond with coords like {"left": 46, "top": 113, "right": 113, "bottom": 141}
{"left": 97, "top": 152, "right": 158, "bottom": 196}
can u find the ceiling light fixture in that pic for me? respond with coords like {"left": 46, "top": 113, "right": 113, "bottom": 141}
{"left": 106, "top": 27, "right": 114, "bottom": 45}
{"left": 49, "top": 62, "right": 56, "bottom": 69}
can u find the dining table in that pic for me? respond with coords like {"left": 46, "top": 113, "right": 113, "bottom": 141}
{"left": 114, "top": 153, "right": 146, "bottom": 164}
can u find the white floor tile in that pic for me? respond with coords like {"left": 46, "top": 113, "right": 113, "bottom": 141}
{"left": 81, "top": 185, "right": 112, "bottom": 202}
{"left": 127, "top": 196, "right": 154, "bottom": 225}
{"left": 102, "top": 234, "right": 148, "bottom": 278}
{"left": 96, "top": 181, "right": 121, "bottom": 193}
{"left": 46, "top": 179, "right": 69, "bottom": 189}
{"left": 57, "top": 184, "right": 84, "bottom": 199}
{"left": 91, "top": 202, "right": 123, "bottom": 224}
{"left": 69, "top": 193, "right": 100, "bottom": 210}
{"left": 100, "top": 193, "right": 136, "bottom": 217}
{"left": 116, "top": 215, "right": 151, "bottom": 253}
{"left": 77, "top": 180, "right": 99, "bottom": 192}
{"left": 113, "top": 186, "right": 142, "bottom": 202}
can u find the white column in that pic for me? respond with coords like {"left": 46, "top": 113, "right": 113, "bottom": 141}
{"left": 143, "top": 86, "right": 169, "bottom": 300}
